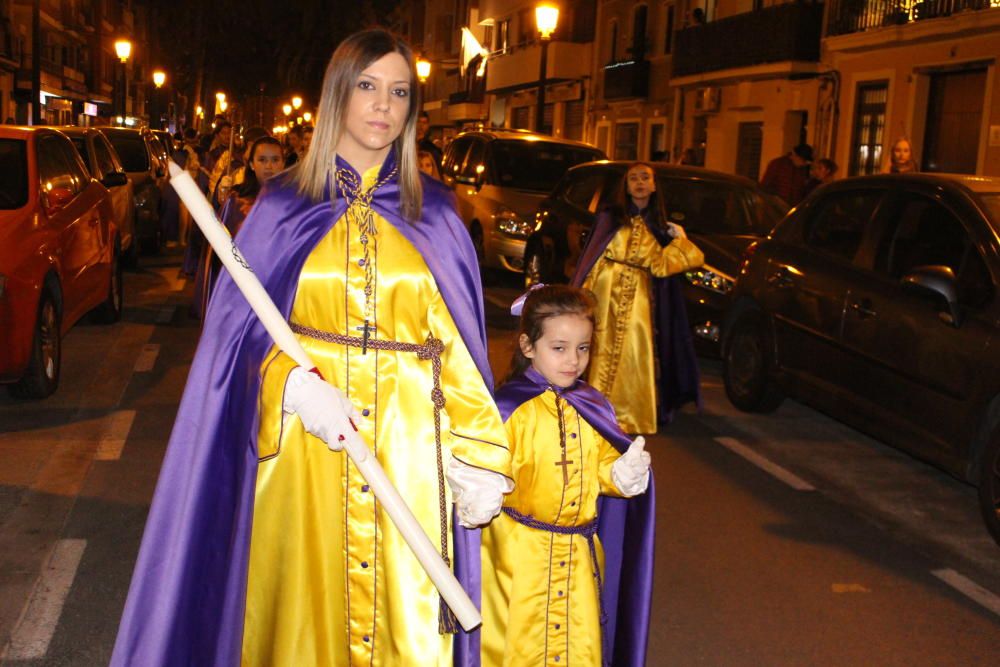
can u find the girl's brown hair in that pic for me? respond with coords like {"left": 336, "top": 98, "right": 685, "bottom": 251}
{"left": 288, "top": 28, "right": 422, "bottom": 220}
{"left": 503, "top": 285, "right": 597, "bottom": 384}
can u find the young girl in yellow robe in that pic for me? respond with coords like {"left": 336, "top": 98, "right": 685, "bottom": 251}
{"left": 482, "top": 285, "right": 654, "bottom": 666}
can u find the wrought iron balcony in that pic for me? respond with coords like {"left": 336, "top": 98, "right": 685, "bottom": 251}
{"left": 827, "top": 0, "right": 996, "bottom": 36}
{"left": 673, "top": 2, "right": 823, "bottom": 78}
{"left": 603, "top": 59, "right": 650, "bottom": 100}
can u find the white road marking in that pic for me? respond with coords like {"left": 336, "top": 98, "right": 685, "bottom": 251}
{"left": 2, "top": 539, "right": 87, "bottom": 660}
{"left": 155, "top": 305, "right": 176, "bottom": 324}
{"left": 932, "top": 568, "right": 1000, "bottom": 617}
{"left": 133, "top": 344, "right": 160, "bottom": 372}
{"left": 95, "top": 410, "right": 136, "bottom": 461}
{"left": 713, "top": 436, "right": 816, "bottom": 491}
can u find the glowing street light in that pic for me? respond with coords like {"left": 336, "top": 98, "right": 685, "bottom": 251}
{"left": 303, "top": 111, "right": 312, "bottom": 123}
{"left": 152, "top": 70, "right": 166, "bottom": 88}
{"left": 114, "top": 39, "right": 132, "bottom": 63}
{"left": 535, "top": 4, "right": 559, "bottom": 39}
{"left": 416, "top": 57, "right": 431, "bottom": 83}
{"left": 282, "top": 103, "right": 292, "bottom": 116}
{"left": 292, "top": 96, "right": 303, "bottom": 110}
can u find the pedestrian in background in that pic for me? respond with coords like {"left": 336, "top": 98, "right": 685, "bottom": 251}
{"left": 802, "top": 157, "right": 838, "bottom": 199}
{"left": 111, "top": 27, "right": 512, "bottom": 667}
{"left": 192, "top": 135, "right": 284, "bottom": 319}
{"left": 283, "top": 125, "right": 303, "bottom": 166}
{"left": 417, "top": 110, "right": 443, "bottom": 171}
{"left": 572, "top": 162, "right": 704, "bottom": 435}
{"left": 481, "top": 284, "right": 654, "bottom": 667}
{"left": 889, "top": 137, "right": 918, "bottom": 173}
{"left": 760, "top": 143, "right": 813, "bottom": 206}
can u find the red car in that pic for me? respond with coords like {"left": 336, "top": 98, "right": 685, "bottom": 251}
{"left": 0, "top": 126, "right": 123, "bottom": 399}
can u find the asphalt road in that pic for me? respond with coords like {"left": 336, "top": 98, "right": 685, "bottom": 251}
{"left": 0, "top": 255, "right": 997, "bottom": 666}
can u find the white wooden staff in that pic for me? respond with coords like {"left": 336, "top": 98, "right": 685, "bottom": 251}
{"left": 167, "top": 161, "right": 482, "bottom": 631}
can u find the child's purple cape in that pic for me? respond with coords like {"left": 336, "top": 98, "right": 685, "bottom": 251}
{"left": 495, "top": 367, "right": 655, "bottom": 667}
{"left": 111, "top": 152, "right": 491, "bottom": 667}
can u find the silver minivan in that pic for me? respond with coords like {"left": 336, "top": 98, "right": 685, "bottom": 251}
{"left": 441, "top": 129, "right": 605, "bottom": 274}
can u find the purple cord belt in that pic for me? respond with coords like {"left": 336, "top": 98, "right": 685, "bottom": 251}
{"left": 501, "top": 506, "right": 610, "bottom": 666}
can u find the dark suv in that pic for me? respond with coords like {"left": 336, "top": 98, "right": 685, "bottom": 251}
{"left": 721, "top": 173, "right": 1000, "bottom": 544}
{"left": 525, "top": 161, "right": 787, "bottom": 351}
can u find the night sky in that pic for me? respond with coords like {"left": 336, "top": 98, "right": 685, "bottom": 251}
{"left": 153, "top": 0, "right": 400, "bottom": 110}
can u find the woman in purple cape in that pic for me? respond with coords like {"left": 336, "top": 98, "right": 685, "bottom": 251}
{"left": 111, "top": 29, "right": 513, "bottom": 667}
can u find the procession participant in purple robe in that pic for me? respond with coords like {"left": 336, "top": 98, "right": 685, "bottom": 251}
{"left": 111, "top": 29, "right": 512, "bottom": 667}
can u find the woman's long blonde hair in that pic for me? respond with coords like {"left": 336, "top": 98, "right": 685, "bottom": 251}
{"left": 290, "top": 28, "right": 422, "bottom": 220}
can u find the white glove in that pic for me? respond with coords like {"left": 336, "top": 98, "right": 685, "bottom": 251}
{"left": 282, "top": 367, "right": 359, "bottom": 451}
{"left": 446, "top": 457, "right": 514, "bottom": 528}
{"left": 612, "top": 436, "right": 651, "bottom": 496}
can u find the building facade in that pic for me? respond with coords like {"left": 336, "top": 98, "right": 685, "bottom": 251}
{"left": 825, "top": 0, "right": 1000, "bottom": 176}
{"left": 3, "top": 0, "right": 151, "bottom": 126}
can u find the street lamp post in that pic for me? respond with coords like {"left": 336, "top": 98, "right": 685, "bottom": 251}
{"left": 114, "top": 39, "right": 132, "bottom": 122}
{"left": 534, "top": 5, "right": 558, "bottom": 135}
{"left": 416, "top": 57, "right": 431, "bottom": 107}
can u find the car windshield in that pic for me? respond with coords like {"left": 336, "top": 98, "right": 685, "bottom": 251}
{"left": 107, "top": 134, "right": 149, "bottom": 172}
{"left": 491, "top": 140, "right": 603, "bottom": 193}
{"left": 980, "top": 194, "right": 1000, "bottom": 230}
{"left": 0, "top": 139, "right": 28, "bottom": 209}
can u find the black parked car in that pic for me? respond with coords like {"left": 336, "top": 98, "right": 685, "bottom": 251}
{"left": 721, "top": 173, "right": 1000, "bottom": 544}
{"left": 524, "top": 161, "right": 787, "bottom": 352}
{"left": 98, "top": 127, "right": 168, "bottom": 253}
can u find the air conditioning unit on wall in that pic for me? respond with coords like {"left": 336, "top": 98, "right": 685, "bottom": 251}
{"left": 694, "top": 87, "right": 721, "bottom": 112}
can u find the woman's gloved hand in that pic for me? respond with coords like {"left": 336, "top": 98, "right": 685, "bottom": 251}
{"left": 282, "top": 367, "right": 359, "bottom": 451}
{"left": 446, "top": 457, "right": 514, "bottom": 528}
{"left": 612, "top": 436, "right": 651, "bottom": 496}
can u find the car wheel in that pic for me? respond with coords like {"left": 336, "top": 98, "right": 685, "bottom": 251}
{"left": 94, "top": 242, "right": 123, "bottom": 323}
{"left": 9, "top": 291, "right": 61, "bottom": 399}
{"left": 722, "top": 308, "right": 784, "bottom": 412}
{"left": 977, "top": 425, "right": 1000, "bottom": 546}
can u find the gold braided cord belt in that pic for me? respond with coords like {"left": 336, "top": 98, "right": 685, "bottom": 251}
{"left": 287, "top": 322, "right": 460, "bottom": 633}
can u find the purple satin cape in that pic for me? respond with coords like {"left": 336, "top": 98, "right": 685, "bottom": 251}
{"left": 111, "top": 153, "right": 491, "bottom": 667}
{"left": 572, "top": 205, "right": 701, "bottom": 424}
{"left": 494, "top": 368, "right": 655, "bottom": 667}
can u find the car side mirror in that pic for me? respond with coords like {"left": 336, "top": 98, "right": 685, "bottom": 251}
{"left": 101, "top": 171, "right": 129, "bottom": 188}
{"left": 43, "top": 186, "right": 75, "bottom": 215}
{"left": 901, "top": 264, "right": 961, "bottom": 326}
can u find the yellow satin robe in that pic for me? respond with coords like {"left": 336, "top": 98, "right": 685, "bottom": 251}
{"left": 242, "top": 165, "right": 512, "bottom": 667}
{"left": 481, "top": 389, "right": 625, "bottom": 666}
{"left": 583, "top": 217, "right": 703, "bottom": 434}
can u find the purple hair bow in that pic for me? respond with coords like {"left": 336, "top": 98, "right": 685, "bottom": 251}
{"left": 510, "top": 283, "right": 547, "bottom": 317}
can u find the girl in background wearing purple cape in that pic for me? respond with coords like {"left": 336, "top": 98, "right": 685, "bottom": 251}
{"left": 482, "top": 285, "right": 654, "bottom": 666}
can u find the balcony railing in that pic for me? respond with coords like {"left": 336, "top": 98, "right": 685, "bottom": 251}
{"left": 673, "top": 2, "right": 823, "bottom": 78}
{"left": 827, "top": 0, "right": 997, "bottom": 36}
{"left": 603, "top": 59, "right": 650, "bottom": 99}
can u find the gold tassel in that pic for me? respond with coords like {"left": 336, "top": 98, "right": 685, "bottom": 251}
{"left": 439, "top": 598, "right": 460, "bottom": 634}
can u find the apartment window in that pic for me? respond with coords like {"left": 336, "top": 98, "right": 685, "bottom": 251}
{"left": 482, "top": 25, "right": 494, "bottom": 52}
{"left": 663, "top": 3, "right": 675, "bottom": 54}
{"left": 518, "top": 7, "right": 533, "bottom": 45}
{"left": 849, "top": 81, "right": 888, "bottom": 176}
{"left": 614, "top": 122, "right": 639, "bottom": 160}
{"left": 735, "top": 122, "right": 763, "bottom": 181}
{"left": 631, "top": 5, "right": 648, "bottom": 60}
{"left": 513, "top": 106, "right": 531, "bottom": 130}
{"left": 565, "top": 100, "right": 585, "bottom": 141}
{"left": 496, "top": 19, "right": 510, "bottom": 53}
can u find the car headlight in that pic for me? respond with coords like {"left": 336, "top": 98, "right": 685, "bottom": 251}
{"left": 494, "top": 207, "right": 533, "bottom": 238}
{"left": 684, "top": 265, "right": 735, "bottom": 294}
